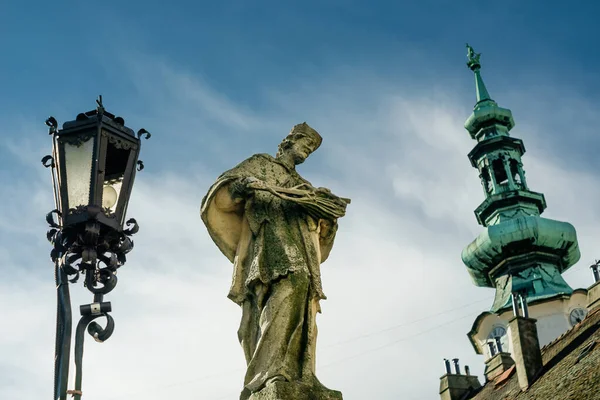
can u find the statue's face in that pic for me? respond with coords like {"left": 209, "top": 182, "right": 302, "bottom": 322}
{"left": 286, "top": 135, "right": 315, "bottom": 165}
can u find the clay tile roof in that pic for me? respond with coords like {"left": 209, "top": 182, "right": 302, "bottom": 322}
{"left": 493, "top": 365, "right": 515, "bottom": 387}
{"left": 467, "top": 307, "right": 600, "bottom": 400}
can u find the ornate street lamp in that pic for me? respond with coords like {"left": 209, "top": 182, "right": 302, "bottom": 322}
{"left": 42, "top": 96, "right": 150, "bottom": 400}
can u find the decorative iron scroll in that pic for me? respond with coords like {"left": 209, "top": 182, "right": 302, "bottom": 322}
{"left": 47, "top": 214, "right": 138, "bottom": 399}
{"left": 101, "top": 130, "right": 137, "bottom": 150}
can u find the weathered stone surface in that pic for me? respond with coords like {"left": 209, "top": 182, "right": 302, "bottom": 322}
{"left": 201, "top": 123, "right": 349, "bottom": 396}
{"left": 586, "top": 280, "right": 600, "bottom": 309}
{"left": 483, "top": 352, "right": 514, "bottom": 381}
{"left": 439, "top": 374, "right": 481, "bottom": 400}
{"left": 508, "top": 316, "right": 542, "bottom": 390}
{"left": 248, "top": 381, "right": 343, "bottom": 400}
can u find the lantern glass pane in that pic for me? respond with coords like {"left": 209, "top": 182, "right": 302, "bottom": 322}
{"left": 64, "top": 137, "right": 94, "bottom": 209}
{"left": 102, "top": 136, "right": 130, "bottom": 214}
{"left": 102, "top": 179, "right": 122, "bottom": 212}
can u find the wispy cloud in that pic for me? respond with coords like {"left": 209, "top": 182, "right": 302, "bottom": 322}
{"left": 2, "top": 51, "right": 598, "bottom": 400}
{"left": 124, "top": 54, "right": 263, "bottom": 131}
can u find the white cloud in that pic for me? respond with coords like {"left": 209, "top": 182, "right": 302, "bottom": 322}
{"left": 2, "top": 54, "right": 599, "bottom": 400}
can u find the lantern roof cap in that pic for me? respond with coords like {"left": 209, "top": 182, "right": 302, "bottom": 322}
{"left": 61, "top": 108, "right": 135, "bottom": 137}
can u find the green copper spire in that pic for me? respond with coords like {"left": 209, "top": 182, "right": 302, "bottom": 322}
{"left": 466, "top": 44, "right": 492, "bottom": 103}
{"left": 460, "top": 45, "right": 580, "bottom": 313}
{"left": 463, "top": 45, "right": 515, "bottom": 142}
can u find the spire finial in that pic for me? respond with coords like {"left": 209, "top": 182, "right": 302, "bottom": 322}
{"left": 466, "top": 43, "right": 482, "bottom": 71}
{"left": 465, "top": 44, "right": 491, "bottom": 103}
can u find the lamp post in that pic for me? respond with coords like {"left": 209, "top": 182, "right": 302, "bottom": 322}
{"left": 42, "top": 96, "right": 150, "bottom": 400}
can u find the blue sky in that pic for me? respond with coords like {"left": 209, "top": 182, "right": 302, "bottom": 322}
{"left": 2, "top": 1, "right": 600, "bottom": 399}
{"left": 2, "top": 0, "right": 600, "bottom": 173}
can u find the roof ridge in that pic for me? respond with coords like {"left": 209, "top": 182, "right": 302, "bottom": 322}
{"left": 541, "top": 308, "right": 600, "bottom": 354}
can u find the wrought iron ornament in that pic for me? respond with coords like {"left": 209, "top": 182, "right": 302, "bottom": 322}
{"left": 43, "top": 96, "right": 150, "bottom": 400}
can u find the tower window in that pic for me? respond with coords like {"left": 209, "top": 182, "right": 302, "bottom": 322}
{"left": 510, "top": 159, "right": 521, "bottom": 187}
{"left": 481, "top": 166, "right": 493, "bottom": 193}
{"left": 492, "top": 159, "right": 508, "bottom": 185}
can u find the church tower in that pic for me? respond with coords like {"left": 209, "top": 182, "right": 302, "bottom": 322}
{"left": 460, "top": 45, "right": 588, "bottom": 359}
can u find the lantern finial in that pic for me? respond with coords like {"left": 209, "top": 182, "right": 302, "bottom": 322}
{"left": 96, "top": 95, "right": 104, "bottom": 115}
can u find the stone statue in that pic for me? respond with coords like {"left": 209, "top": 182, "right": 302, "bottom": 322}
{"left": 200, "top": 123, "right": 349, "bottom": 400}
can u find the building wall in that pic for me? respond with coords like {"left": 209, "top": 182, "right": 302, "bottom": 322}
{"left": 471, "top": 291, "right": 588, "bottom": 359}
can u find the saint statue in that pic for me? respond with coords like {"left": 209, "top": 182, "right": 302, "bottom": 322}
{"left": 200, "top": 123, "right": 349, "bottom": 399}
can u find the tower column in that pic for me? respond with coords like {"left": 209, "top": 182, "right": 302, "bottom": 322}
{"left": 517, "top": 163, "right": 528, "bottom": 189}
{"left": 488, "top": 161, "right": 499, "bottom": 193}
{"left": 478, "top": 173, "right": 488, "bottom": 195}
{"left": 502, "top": 157, "right": 516, "bottom": 189}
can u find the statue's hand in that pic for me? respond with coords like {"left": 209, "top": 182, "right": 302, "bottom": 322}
{"left": 244, "top": 177, "right": 269, "bottom": 192}
{"left": 230, "top": 176, "right": 260, "bottom": 199}
{"left": 319, "top": 218, "right": 337, "bottom": 239}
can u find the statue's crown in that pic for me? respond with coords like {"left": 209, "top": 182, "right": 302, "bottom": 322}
{"left": 287, "top": 122, "right": 323, "bottom": 151}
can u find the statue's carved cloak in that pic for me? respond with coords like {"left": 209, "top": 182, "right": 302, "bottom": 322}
{"left": 200, "top": 153, "right": 338, "bottom": 393}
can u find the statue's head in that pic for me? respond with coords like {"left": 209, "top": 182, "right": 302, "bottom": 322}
{"left": 276, "top": 122, "right": 323, "bottom": 165}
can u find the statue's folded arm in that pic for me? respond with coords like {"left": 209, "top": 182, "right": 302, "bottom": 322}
{"left": 214, "top": 181, "right": 245, "bottom": 212}
{"left": 201, "top": 179, "right": 245, "bottom": 262}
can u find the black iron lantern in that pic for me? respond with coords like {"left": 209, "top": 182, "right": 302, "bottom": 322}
{"left": 47, "top": 96, "right": 148, "bottom": 231}
{"left": 43, "top": 96, "right": 150, "bottom": 400}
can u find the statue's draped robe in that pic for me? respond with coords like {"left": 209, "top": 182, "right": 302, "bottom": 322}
{"left": 200, "top": 154, "right": 338, "bottom": 393}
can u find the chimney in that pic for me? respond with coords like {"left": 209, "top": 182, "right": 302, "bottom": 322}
{"left": 487, "top": 341, "right": 496, "bottom": 357}
{"left": 439, "top": 358, "right": 482, "bottom": 400}
{"left": 591, "top": 261, "right": 600, "bottom": 283}
{"left": 483, "top": 340, "right": 515, "bottom": 382}
{"left": 508, "top": 292, "right": 543, "bottom": 390}
{"left": 444, "top": 359, "right": 452, "bottom": 374}
{"left": 452, "top": 358, "right": 461, "bottom": 375}
{"left": 587, "top": 261, "right": 600, "bottom": 310}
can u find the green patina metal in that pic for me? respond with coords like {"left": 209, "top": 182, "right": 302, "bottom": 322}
{"left": 461, "top": 44, "right": 580, "bottom": 312}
